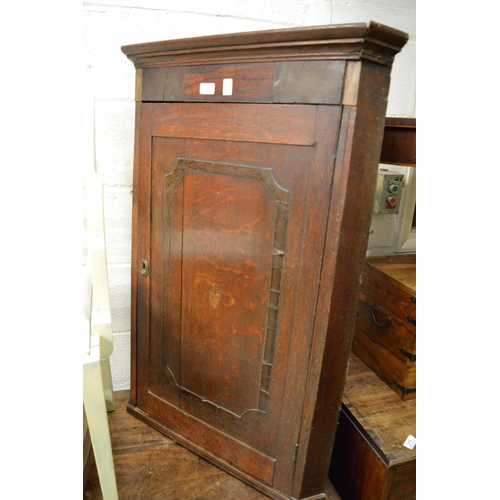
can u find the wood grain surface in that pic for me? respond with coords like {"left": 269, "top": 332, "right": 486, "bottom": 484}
{"left": 84, "top": 391, "right": 341, "bottom": 500}
{"left": 123, "top": 23, "right": 408, "bottom": 500}
{"left": 329, "top": 353, "right": 416, "bottom": 500}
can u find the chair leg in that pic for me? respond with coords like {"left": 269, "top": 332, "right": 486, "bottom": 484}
{"left": 84, "top": 359, "right": 119, "bottom": 500}
{"left": 100, "top": 357, "right": 115, "bottom": 412}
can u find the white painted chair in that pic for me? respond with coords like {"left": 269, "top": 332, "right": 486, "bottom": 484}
{"left": 83, "top": 168, "right": 119, "bottom": 499}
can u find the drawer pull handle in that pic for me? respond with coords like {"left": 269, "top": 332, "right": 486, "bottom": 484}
{"left": 370, "top": 304, "right": 392, "bottom": 327}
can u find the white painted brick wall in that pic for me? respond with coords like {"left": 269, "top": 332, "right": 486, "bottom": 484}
{"left": 83, "top": 0, "right": 416, "bottom": 390}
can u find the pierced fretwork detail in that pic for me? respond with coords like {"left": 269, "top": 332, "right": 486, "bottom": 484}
{"left": 258, "top": 200, "right": 289, "bottom": 407}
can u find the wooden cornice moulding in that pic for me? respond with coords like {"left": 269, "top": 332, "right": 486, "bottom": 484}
{"left": 121, "top": 21, "right": 408, "bottom": 68}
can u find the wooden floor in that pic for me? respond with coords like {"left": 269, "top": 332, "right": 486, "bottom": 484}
{"left": 84, "top": 390, "right": 340, "bottom": 500}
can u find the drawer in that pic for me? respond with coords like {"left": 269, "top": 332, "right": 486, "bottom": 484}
{"left": 139, "top": 61, "right": 346, "bottom": 104}
{"left": 360, "top": 276, "right": 416, "bottom": 328}
{"left": 356, "top": 298, "right": 415, "bottom": 352}
{"left": 353, "top": 299, "right": 416, "bottom": 399}
{"left": 360, "top": 254, "right": 416, "bottom": 325}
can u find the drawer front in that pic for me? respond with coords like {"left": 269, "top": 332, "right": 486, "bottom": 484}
{"left": 352, "top": 332, "right": 416, "bottom": 399}
{"left": 139, "top": 61, "right": 346, "bottom": 104}
{"left": 353, "top": 299, "right": 416, "bottom": 399}
{"left": 355, "top": 299, "right": 415, "bottom": 358}
{"left": 360, "top": 276, "right": 416, "bottom": 330}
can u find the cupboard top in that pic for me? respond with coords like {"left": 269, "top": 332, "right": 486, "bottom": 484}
{"left": 121, "top": 22, "right": 408, "bottom": 69}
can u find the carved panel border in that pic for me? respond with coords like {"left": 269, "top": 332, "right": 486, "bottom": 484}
{"left": 162, "top": 157, "right": 289, "bottom": 419}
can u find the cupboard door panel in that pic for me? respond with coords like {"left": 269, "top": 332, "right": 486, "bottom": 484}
{"left": 139, "top": 103, "right": 342, "bottom": 484}
{"left": 166, "top": 158, "right": 284, "bottom": 419}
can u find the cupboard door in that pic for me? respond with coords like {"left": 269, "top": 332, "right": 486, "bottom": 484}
{"left": 135, "top": 102, "right": 342, "bottom": 490}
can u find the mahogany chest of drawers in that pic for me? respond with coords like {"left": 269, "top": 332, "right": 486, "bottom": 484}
{"left": 122, "top": 22, "right": 407, "bottom": 500}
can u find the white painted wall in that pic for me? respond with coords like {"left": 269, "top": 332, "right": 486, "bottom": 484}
{"left": 83, "top": 0, "right": 416, "bottom": 390}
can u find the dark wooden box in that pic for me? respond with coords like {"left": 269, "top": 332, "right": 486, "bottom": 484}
{"left": 329, "top": 353, "right": 416, "bottom": 500}
{"left": 352, "top": 254, "right": 416, "bottom": 400}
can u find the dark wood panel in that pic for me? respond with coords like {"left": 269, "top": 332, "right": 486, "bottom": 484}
{"left": 146, "top": 394, "right": 276, "bottom": 486}
{"left": 329, "top": 354, "right": 416, "bottom": 500}
{"left": 274, "top": 105, "right": 344, "bottom": 497}
{"left": 128, "top": 102, "right": 142, "bottom": 407}
{"left": 142, "top": 64, "right": 275, "bottom": 102}
{"left": 148, "top": 135, "right": 319, "bottom": 462}
{"left": 148, "top": 137, "right": 185, "bottom": 409}
{"left": 146, "top": 132, "right": 313, "bottom": 453}
{"left": 140, "top": 61, "right": 345, "bottom": 104}
{"left": 141, "top": 66, "right": 185, "bottom": 101}
{"left": 134, "top": 103, "right": 153, "bottom": 412}
{"left": 387, "top": 461, "right": 416, "bottom": 500}
{"left": 292, "top": 59, "right": 393, "bottom": 500}
{"left": 137, "top": 103, "right": 345, "bottom": 497}
{"left": 177, "top": 163, "right": 278, "bottom": 417}
{"left": 150, "top": 102, "right": 317, "bottom": 145}
{"left": 380, "top": 117, "right": 416, "bottom": 166}
{"left": 356, "top": 297, "right": 415, "bottom": 350}
{"left": 352, "top": 301, "right": 416, "bottom": 395}
{"left": 274, "top": 61, "right": 345, "bottom": 104}
{"left": 330, "top": 409, "right": 388, "bottom": 500}
{"left": 184, "top": 64, "right": 275, "bottom": 101}
{"left": 360, "top": 278, "right": 416, "bottom": 323}
{"left": 354, "top": 254, "right": 416, "bottom": 399}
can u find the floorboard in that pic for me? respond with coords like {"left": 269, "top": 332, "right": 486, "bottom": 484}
{"left": 84, "top": 390, "right": 340, "bottom": 500}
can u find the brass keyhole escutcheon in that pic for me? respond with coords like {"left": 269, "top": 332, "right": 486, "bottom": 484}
{"left": 139, "top": 258, "right": 149, "bottom": 277}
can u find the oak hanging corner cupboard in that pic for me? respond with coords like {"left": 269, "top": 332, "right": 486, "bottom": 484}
{"left": 122, "top": 22, "right": 408, "bottom": 500}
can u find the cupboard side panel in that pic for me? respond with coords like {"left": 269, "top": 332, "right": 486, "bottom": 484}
{"left": 129, "top": 101, "right": 142, "bottom": 407}
{"left": 272, "top": 105, "right": 343, "bottom": 495}
{"left": 294, "top": 61, "right": 393, "bottom": 499}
